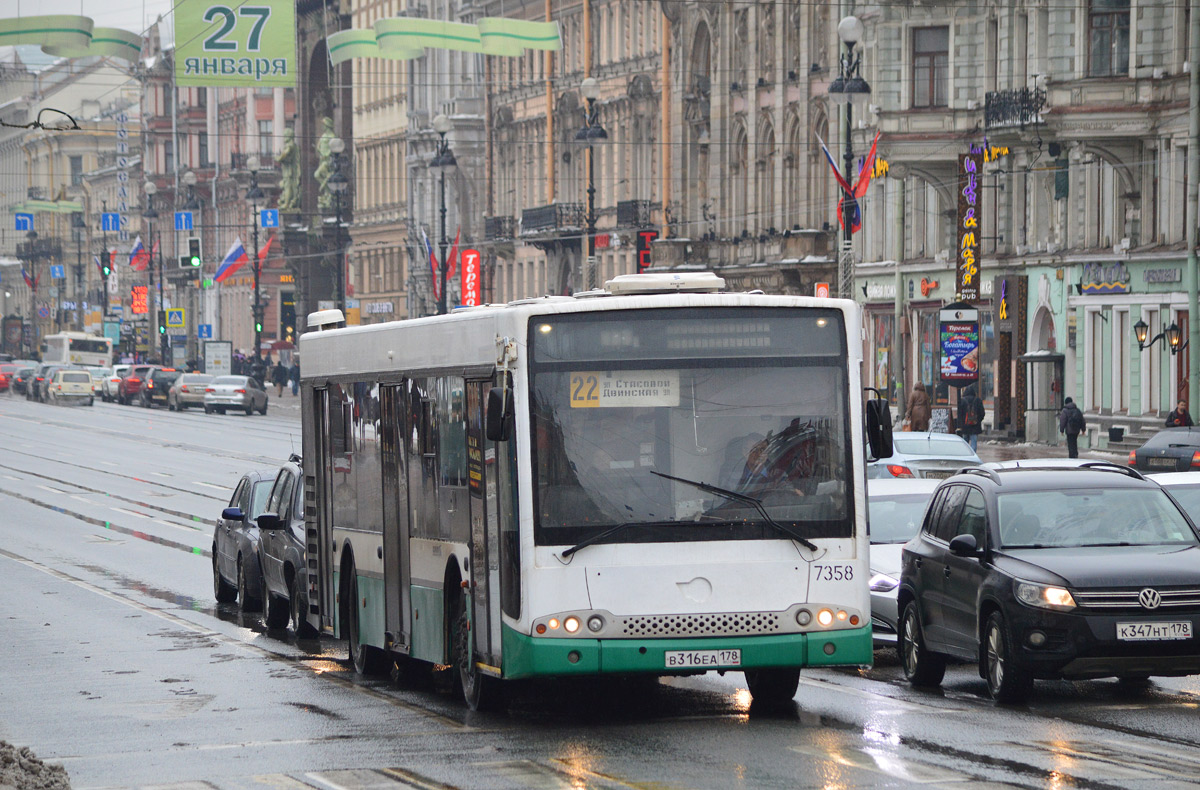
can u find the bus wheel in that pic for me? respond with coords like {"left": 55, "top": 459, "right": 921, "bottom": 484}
{"left": 452, "top": 590, "right": 499, "bottom": 711}
{"left": 744, "top": 668, "right": 800, "bottom": 708}
{"left": 347, "top": 571, "right": 388, "bottom": 675}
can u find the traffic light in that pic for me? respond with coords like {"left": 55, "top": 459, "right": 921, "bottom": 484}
{"left": 255, "top": 321, "right": 263, "bottom": 333}
{"left": 101, "top": 255, "right": 111, "bottom": 278}
{"left": 158, "top": 323, "right": 165, "bottom": 335}
{"left": 187, "top": 237, "right": 202, "bottom": 267}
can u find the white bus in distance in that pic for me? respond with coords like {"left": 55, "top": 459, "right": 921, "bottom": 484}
{"left": 295, "top": 272, "right": 891, "bottom": 710}
{"left": 41, "top": 331, "right": 113, "bottom": 368}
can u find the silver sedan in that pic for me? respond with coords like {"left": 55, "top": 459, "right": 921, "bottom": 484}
{"left": 169, "top": 373, "right": 214, "bottom": 411}
{"left": 867, "top": 478, "right": 939, "bottom": 647}
{"left": 203, "top": 375, "right": 269, "bottom": 415}
{"left": 868, "top": 431, "right": 981, "bottom": 480}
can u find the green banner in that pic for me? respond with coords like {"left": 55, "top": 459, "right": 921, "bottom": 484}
{"left": 329, "top": 17, "right": 561, "bottom": 65}
{"left": 175, "top": 0, "right": 297, "bottom": 87}
{"left": 0, "top": 16, "right": 142, "bottom": 62}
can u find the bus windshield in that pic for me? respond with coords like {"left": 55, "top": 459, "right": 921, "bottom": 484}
{"left": 529, "top": 308, "right": 853, "bottom": 548}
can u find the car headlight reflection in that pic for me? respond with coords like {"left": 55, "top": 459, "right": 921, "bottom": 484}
{"left": 1015, "top": 581, "right": 1076, "bottom": 610}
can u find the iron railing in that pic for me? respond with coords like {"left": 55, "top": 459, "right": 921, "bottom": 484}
{"left": 485, "top": 216, "right": 516, "bottom": 240}
{"left": 616, "top": 199, "right": 653, "bottom": 228}
{"left": 984, "top": 87, "right": 1046, "bottom": 129}
{"left": 521, "top": 203, "right": 584, "bottom": 234}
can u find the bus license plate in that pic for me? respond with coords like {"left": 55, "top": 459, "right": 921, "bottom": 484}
{"left": 1116, "top": 621, "right": 1192, "bottom": 641}
{"left": 665, "top": 649, "right": 741, "bottom": 668}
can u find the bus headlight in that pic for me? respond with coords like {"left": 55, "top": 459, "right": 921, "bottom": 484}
{"left": 795, "top": 609, "right": 813, "bottom": 626}
{"left": 564, "top": 616, "right": 581, "bottom": 633}
{"left": 817, "top": 609, "right": 834, "bottom": 627}
{"left": 587, "top": 615, "right": 605, "bottom": 632}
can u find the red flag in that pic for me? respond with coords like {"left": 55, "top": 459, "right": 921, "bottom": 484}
{"left": 257, "top": 234, "right": 275, "bottom": 261}
{"left": 346, "top": 251, "right": 354, "bottom": 297}
{"left": 446, "top": 227, "right": 460, "bottom": 281}
{"left": 853, "top": 131, "right": 881, "bottom": 200}
{"left": 815, "top": 132, "right": 854, "bottom": 196}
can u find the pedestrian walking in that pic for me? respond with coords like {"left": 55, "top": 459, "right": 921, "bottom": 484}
{"left": 289, "top": 359, "right": 300, "bottom": 396}
{"left": 272, "top": 359, "right": 288, "bottom": 397}
{"left": 1166, "top": 399, "right": 1195, "bottom": 428}
{"left": 905, "top": 382, "right": 931, "bottom": 432}
{"left": 957, "top": 385, "right": 985, "bottom": 452}
{"left": 1058, "top": 397, "right": 1086, "bottom": 459}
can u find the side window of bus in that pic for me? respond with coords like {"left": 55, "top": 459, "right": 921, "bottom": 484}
{"left": 438, "top": 377, "right": 467, "bottom": 487}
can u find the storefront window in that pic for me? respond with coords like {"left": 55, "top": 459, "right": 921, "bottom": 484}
{"left": 919, "top": 311, "right": 937, "bottom": 391}
{"left": 979, "top": 309, "right": 995, "bottom": 407}
{"left": 872, "top": 314, "right": 893, "bottom": 395}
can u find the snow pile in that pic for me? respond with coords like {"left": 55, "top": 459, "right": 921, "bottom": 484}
{"left": 0, "top": 742, "right": 70, "bottom": 790}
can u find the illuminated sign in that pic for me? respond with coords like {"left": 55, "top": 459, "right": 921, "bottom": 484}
{"left": 636, "top": 229, "right": 659, "bottom": 273}
{"left": 956, "top": 150, "right": 983, "bottom": 302}
{"left": 920, "top": 277, "right": 939, "bottom": 297}
{"left": 939, "top": 305, "right": 980, "bottom": 386}
{"left": 461, "top": 248, "right": 481, "bottom": 306}
{"left": 131, "top": 285, "right": 148, "bottom": 315}
{"left": 279, "top": 274, "right": 294, "bottom": 283}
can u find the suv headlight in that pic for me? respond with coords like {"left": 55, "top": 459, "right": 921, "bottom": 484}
{"left": 1015, "top": 580, "right": 1075, "bottom": 610}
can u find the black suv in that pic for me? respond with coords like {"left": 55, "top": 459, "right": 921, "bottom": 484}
{"left": 898, "top": 462, "right": 1200, "bottom": 702}
{"left": 256, "top": 455, "right": 317, "bottom": 638}
{"left": 139, "top": 367, "right": 181, "bottom": 408}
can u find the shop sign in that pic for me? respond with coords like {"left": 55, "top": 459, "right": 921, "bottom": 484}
{"left": 939, "top": 303, "right": 980, "bottom": 387}
{"left": 363, "top": 301, "right": 394, "bottom": 314}
{"left": 1144, "top": 268, "right": 1182, "bottom": 284}
{"left": 1080, "top": 261, "right": 1131, "bottom": 295}
{"left": 956, "top": 149, "right": 983, "bottom": 302}
{"left": 131, "top": 285, "right": 148, "bottom": 315}
{"left": 865, "top": 282, "right": 896, "bottom": 300}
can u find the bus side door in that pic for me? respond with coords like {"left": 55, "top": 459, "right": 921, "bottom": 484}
{"left": 380, "top": 383, "right": 411, "bottom": 652}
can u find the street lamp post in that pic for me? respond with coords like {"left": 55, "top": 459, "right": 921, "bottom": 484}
{"left": 327, "top": 138, "right": 349, "bottom": 314}
{"left": 828, "top": 16, "right": 871, "bottom": 300}
{"left": 245, "top": 157, "right": 265, "bottom": 362}
{"left": 431, "top": 114, "right": 457, "bottom": 315}
{"left": 143, "top": 181, "right": 160, "bottom": 360}
{"left": 100, "top": 198, "right": 110, "bottom": 324}
{"left": 71, "top": 212, "right": 85, "bottom": 331}
{"left": 575, "top": 77, "right": 609, "bottom": 291}
{"left": 23, "top": 229, "right": 38, "bottom": 357}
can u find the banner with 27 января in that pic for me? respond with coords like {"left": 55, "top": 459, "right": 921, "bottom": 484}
{"left": 175, "top": 0, "right": 297, "bottom": 88}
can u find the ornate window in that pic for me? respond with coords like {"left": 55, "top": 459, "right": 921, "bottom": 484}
{"left": 1088, "top": 0, "right": 1130, "bottom": 77}
{"left": 912, "top": 27, "right": 949, "bottom": 108}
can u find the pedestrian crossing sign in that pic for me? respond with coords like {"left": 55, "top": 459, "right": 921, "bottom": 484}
{"left": 166, "top": 309, "right": 185, "bottom": 328}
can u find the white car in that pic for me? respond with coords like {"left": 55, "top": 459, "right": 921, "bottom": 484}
{"left": 48, "top": 369, "right": 94, "bottom": 406}
{"left": 102, "top": 364, "right": 131, "bottom": 402}
{"left": 86, "top": 367, "right": 110, "bottom": 399}
{"left": 867, "top": 478, "right": 940, "bottom": 646}
{"left": 204, "top": 375, "right": 269, "bottom": 415}
{"left": 1149, "top": 472, "right": 1200, "bottom": 520}
{"left": 868, "top": 431, "right": 982, "bottom": 480}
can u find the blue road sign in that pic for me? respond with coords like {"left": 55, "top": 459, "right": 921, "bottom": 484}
{"left": 50, "top": 265, "right": 65, "bottom": 279}
{"left": 198, "top": 323, "right": 213, "bottom": 339}
{"left": 260, "top": 209, "right": 279, "bottom": 228}
{"left": 166, "top": 309, "right": 185, "bottom": 328}
{"left": 175, "top": 211, "right": 193, "bottom": 232}
{"left": 14, "top": 213, "right": 33, "bottom": 231}
{"left": 101, "top": 212, "right": 121, "bottom": 232}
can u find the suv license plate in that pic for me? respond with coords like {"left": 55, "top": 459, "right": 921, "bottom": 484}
{"left": 1116, "top": 621, "right": 1193, "bottom": 641}
{"left": 665, "top": 649, "right": 741, "bottom": 668}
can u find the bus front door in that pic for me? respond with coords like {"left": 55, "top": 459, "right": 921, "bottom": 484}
{"left": 380, "top": 384, "right": 411, "bottom": 652}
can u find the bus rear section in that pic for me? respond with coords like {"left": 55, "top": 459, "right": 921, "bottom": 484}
{"left": 301, "top": 295, "right": 875, "bottom": 709}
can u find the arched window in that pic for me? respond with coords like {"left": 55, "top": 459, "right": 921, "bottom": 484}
{"left": 756, "top": 118, "right": 776, "bottom": 232}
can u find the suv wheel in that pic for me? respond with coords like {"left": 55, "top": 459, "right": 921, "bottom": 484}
{"left": 984, "top": 611, "right": 1033, "bottom": 703}
{"left": 899, "top": 602, "right": 946, "bottom": 687}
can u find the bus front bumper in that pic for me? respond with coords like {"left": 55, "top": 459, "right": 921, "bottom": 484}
{"left": 500, "top": 623, "right": 872, "bottom": 680}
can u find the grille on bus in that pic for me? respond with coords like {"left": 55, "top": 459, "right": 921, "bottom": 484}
{"left": 619, "top": 612, "right": 782, "bottom": 638}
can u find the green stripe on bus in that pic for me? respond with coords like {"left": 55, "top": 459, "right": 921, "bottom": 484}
{"left": 499, "top": 624, "right": 873, "bottom": 680}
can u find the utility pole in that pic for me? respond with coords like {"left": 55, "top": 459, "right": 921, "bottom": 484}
{"left": 1188, "top": 0, "right": 1200, "bottom": 417}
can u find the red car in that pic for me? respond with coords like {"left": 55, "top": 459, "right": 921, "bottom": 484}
{"left": 117, "top": 364, "right": 154, "bottom": 405}
{"left": 0, "top": 363, "right": 18, "bottom": 392}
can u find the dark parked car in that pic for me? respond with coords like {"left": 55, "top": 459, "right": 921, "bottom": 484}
{"left": 898, "top": 462, "right": 1200, "bottom": 703}
{"left": 138, "top": 367, "right": 181, "bottom": 408}
{"left": 28, "top": 364, "right": 67, "bottom": 402}
{"left": 212, "top": 469, "right": 276, "bottom": 612}
{"left": 117, "top": 364, "right": 154, "bottom": 405}
{"left": 256, "top": 455, "right": 317, "bottom": 637}
{"left": 1128, "top": 427, "right": 1200, "bottom": 472}
{"left": 10, "top": 367, "right": 33, "bottom": 396}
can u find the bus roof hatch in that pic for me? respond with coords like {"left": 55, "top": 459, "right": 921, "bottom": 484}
{"left": 604, "top": 272, "right": 725, "bottom": 295}
{"left": 307, "top": 309, "right": 346, "bottom": 330}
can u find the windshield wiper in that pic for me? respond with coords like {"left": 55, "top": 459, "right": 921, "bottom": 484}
{"left": 650, "top": 471, "right": 819, "bottom": 550}
{"left": 561, "top": 521, "right": 643, "bottom": 559}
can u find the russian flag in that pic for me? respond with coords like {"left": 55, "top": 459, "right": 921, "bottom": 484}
{"left": 214, "top": 238, "right": 248, "bottom": 283}
{"left": 129, "top": 236, "right": 150, "bottom": 271}
{"left": 421, "top": 228, "right": 439, "bottom": 300}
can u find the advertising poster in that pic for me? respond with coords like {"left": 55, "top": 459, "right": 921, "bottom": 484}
{"left": 940, "top": 304, "right": 979, "bottom": 387}
{"left": 175, "top": 0, "right": 297, "bottom": 87}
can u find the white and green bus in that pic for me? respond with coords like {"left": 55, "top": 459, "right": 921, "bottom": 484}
{"left": 297, "top": 273, "right": 891, "bottom": 709}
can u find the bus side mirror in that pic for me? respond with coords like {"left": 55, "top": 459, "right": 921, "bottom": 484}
{"left": 486, "top": 387, "right": 513, "bottom": 442}
{"left": 865, "top": 399, "right": 893, "bottom": 460}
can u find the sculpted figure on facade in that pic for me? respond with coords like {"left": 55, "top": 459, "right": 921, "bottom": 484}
{"left": 314, "top": 116, "right": 336, "bottom": 212}
{"left": 277, "top": 127, "right": 300, "bottom": 213}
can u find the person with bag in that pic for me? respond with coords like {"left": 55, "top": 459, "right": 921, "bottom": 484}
{"left": 1166, "top": 399, "right": 1194, "bottom": 428}
{"left": 1058, "top": 397, "right": 1086, "bottom": 458}
{"left": 905, "top": 382, "right": 931, "bottom": 432}
{"left": 957, "top": 385, "right": 985, "bottom": 451}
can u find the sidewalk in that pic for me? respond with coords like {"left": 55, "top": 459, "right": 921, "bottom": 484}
{"left": 974, "top": 438, "right": 1126, "bottom": 465}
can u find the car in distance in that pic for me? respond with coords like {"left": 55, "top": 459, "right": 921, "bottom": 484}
{"left": 868, "top": 431, "right": 982, "bottom": 480}
{"left": 204, "top": 374, "right": 268, "bottom": 415}
{"left": 139, "top": 367, "right": 181, "bottom": 408}
{"left": 898, "top": 462, "right": 1200, "bottom": 703}
{"left": 102, "top": 364, "right": 131, "bottom": 402}
{"left": 10, "top": 367, "right": 33, "bottom": 396}
{"left": 256, "top": 455, "right": 317, "bottom": 637}
{"left": 117, "top": 364, "right": 153, "bottom": 405}
{"left": 1128, "top": 428, "right": 1200, "bottom": 473}
{"left": 0, "top": 362, "right": 19, "bottom": 392}
{"left": 47, "top": 369, "right": 94, "bottom": 406}
{"left": 213, "top": 469, "right": 277, "bottom": 612}
{"left": 867, "top": 478, "right": 939, "bottom": 647}
{"left": 85, "top": 367, "right": 110, "bottom": 399}
{"left": 167, "top": 373, "right": 213, "bottom": 411}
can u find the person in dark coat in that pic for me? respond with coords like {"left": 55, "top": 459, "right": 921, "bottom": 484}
{"left": 272, "top": 359, "right": 288, "bottom": 397}
{"left": 1058, "top": 397, "right": 1086, "bottom": 459}
{"left": 289, "top": 359, "right": 300, "bottom": 396}
{"left": 1166, "top": 399, "right": 1195, "bottom": 428}
{"left": 905, "top": 382, "right": 932, "bottom": 432}
{"left": 957, "top": 385, "right": 985, "bottom": 451}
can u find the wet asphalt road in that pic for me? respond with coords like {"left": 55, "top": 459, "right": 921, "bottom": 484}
{"left": 2, "top": 395, "right": 1200, "bottom": 790}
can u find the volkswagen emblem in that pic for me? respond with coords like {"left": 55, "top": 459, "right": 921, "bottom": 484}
{"left": 1138, "top": 588, "right": 1162, "bottom": 610}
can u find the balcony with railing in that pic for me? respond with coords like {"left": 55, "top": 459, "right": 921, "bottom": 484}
{"left": 984, "top": 87, "right": 1046, "bottom": 129}
{"left": 521, "top": 203, "right": 584, "bottom": 235}
{"left": 231, "top": 152, "right": 276, "bottom": 171}
{"left": 486, "top": 215, "right": 516, "bottom": 240}
{"left": 616, "top": 199, "right": 653, "bottom": 228}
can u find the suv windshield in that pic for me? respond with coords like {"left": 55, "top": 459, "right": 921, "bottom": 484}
{"left": 529, "top": 307, "right": 852, "bottom": 547}
{"left": 999, "top": 488, "right": 1199, "bottom": 548}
